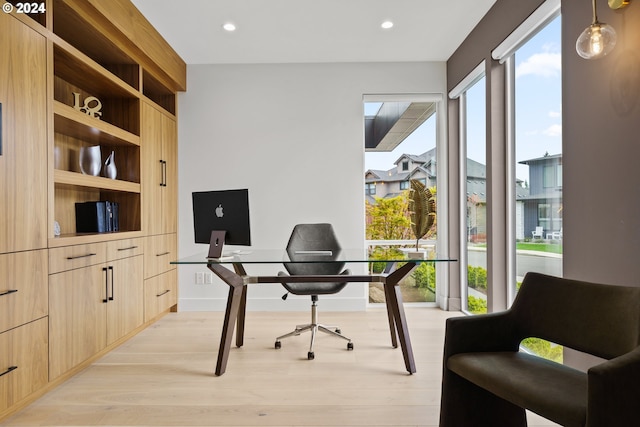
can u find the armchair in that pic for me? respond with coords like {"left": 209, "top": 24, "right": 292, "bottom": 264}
{"left": 440, "top": 272, "right": 640, "bottom": 426}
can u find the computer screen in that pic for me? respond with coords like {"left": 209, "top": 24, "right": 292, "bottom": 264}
{"left": 192, "top": 189, "right": 251, "bottom": 246}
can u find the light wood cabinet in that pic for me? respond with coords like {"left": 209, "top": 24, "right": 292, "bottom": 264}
{"left": 0, "top": 11, "right": 47, "bottom": 254}
{"left": 1, "top": 1, "right": 184, "bottom": 419}
{"left": 143, "top": 234, "right": 177, "bottom": 321}
{"left": 144, "top": 269, "right": 177, "bottom": 323}
{"left": 142, "top": 102, "right": 177, "bottom": 235}
{"left": 0, "top": 250, "right": 48, "bottom": 333}
{"left": 49, "top": 244, "right": 143, "bottom": 380}
{"left": 144, "top": 234, "right": 177, "bottom": 279}
{"left": 0, "top": 318, "right": 48, "bottom": 413}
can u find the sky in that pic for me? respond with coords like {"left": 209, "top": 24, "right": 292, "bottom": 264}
{"left": 365, "top": 16, "right": 562, "bottom": 183}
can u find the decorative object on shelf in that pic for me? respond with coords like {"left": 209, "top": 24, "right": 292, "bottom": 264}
{"left": 54, "top": 221, "right": 61, "bottom": 236}
{"left": 576, "top": 0, "right": 617, "bottom": 59}
{"left": 79, "top": 145, "right": 101, "bottom": 176}
{"left": 103, "top": 150, "right": 117, "bottom": 179}
{"left": 72, "top": 92, "right": 103, "bottom": 119}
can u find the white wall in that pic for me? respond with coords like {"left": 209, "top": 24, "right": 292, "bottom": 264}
{"left": 177, "top": 61, "right": 446, "bottom": 312}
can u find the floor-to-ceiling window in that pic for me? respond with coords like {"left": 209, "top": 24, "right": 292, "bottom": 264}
{"left": 463, "top": 77, "right": 488, "bottom": 314}
{"left": 449, "top": 63, "right": 488, "bottom": 314}
{"left": 363, "top": 95, "right": 445, "bottom": 305}
{"left": 492, "top": 0, "right": 562, "bottom": 360}
{"left": 492, "top": 2, "right": 562, "bottom": 303}
{"left": 512, "top": 16, "right": 562, "bottom": 294}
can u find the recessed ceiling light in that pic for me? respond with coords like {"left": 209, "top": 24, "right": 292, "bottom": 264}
{"left": 223, "top": 22, "right": 236, "bottom": 32}
{"left": 381, "top": 21, "right": 394, "bottom": 29}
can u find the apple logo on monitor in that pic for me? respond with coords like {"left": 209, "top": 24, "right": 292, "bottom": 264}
{"left": 215, "top": 204, "right": 224, "bottom": 218}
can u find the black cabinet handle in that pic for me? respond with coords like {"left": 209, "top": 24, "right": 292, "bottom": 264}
{"left": 0, "top": 366, "right": 17, "bottom": 378}
{"left": 160, "top": 160, "right": 167, "bottom": 187}
{"left": 67, "top": 253, "right": 96, "bottom": 260}
{"left": 117, "top": 246, "right": 138, "bottom": 252}
{"left": 156, "top": 251, "right": 170, "bottom": 257}
{"left": 102, "top": 267, "right": 109, "bottom": 303}
{"left": 156, "top": 289, "right": 170, "bottom": 297}
{"left": 0, "top": 289, "right": 18, "bottom": 297}
{"left": 108, "top": 266, "right": 114, "bottom": 301}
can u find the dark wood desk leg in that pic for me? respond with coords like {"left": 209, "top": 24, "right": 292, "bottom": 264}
{"left": 384, "top": 262, "right": 418, "bottom": 374}
{"left": 383, "top": 262, "right": 398, "bottom": 348}
{"left": 233, "top": 263, "right": 248, "bottom": 348}
{"left": 207, "top": 263, "right": 246, "bottom": 376}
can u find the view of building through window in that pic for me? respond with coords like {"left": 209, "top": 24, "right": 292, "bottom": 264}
{"left": 464, "top": 76, "right": 487, "bottom": 314}
{"left": 362, "top": 14, "right": 560, "bottom": 315}
{"left": 364, "top": 101, "right": 437, "bottom": 304}
{"left": 514, "top": 15, "right": 563, "bottom": 299}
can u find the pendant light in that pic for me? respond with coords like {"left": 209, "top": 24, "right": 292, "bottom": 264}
{"left": 576, "top": 0, "right": 617, "bottom": 59}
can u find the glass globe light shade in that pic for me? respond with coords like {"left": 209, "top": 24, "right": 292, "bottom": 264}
{"left": 576, "top": 22, "right": 617, "bottom": 59}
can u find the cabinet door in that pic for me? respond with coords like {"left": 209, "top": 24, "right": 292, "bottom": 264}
{"left": 162, "top": 114, "right": 177, "bottom": 233}
{"left": 141, "top": 102, "right": 177, "bottom": 235}
{"left": 49, "top": 265, "right": 107, "bottom": 380}
{"left": 141, "top": 102, "right": 164, "bottom": 236}
{"left": 0, "top": 250, "right": 48, "bottom": 333}
{"left": 106, "top": 255, "right": 143, "bottom": 345}
{"left": 0, "top": 13, "right": 47, "bottom": 253}
{"left": 0, "top": 317, "right": 48, "bottom": 413}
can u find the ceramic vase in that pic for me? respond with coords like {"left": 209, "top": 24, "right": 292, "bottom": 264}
{"left": 104, "top": 150, "right": 117, "bottom": 179}
{"left": 79, "top": 145, "right": 101, "bottom": 176}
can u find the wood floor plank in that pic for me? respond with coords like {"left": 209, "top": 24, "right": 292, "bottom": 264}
{"left": 0, "top": 308, "right": 558, "bottom": 426}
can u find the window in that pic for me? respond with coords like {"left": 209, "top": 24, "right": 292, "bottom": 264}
{"left": 450, "top": 62, "right": 487, "bottom": 315}
{"left": 365, "top": 183, "right": 376, "bottom": 195}
{"left": 538, "top": 203, "right": 551, "bottom": 229}
{"left": 363, "top": 95, "right": 444, "bottom": 305}
{"left": 543, "top": 164, "right": 562, "bottom": 188}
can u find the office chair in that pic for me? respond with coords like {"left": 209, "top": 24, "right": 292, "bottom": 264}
{"left": 275, "top": 223, "right": 354, "bottom": 360}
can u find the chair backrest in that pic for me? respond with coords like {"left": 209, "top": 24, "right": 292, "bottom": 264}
{"left": 283, "top": 223, "right": 345, "bottom": 276}
{"left": 511, "top": 272, "right": 640, "bottom": 360}
{"left": 534, "top": 226, "right": 543, "bottom": 234}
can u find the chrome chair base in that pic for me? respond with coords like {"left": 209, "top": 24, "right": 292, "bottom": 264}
{"left": 274, "top": 297, "right": 353, "bottom": 360}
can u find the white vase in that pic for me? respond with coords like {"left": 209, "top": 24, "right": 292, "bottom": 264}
{"left": 79, "top": 145, "right": 101, "bottom": 176}
{"left": 104, "top": 150, "right": 117, "bottom": 179}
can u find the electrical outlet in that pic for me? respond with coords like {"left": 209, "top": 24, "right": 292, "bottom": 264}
{"left": 195, "top": 272, "right": 204, "bottom": 284}
{"left": 205, "top": 272, "right": 214, "bottom": 284}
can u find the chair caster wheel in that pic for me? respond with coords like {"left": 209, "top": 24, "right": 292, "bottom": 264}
{"left": 347, "top": 342, "right": 354, "bottom": 351}
{"left": 307, "top": 351, "right": 315, "bottom": 360}
{"left": 335, "top": 328, "right": 341, "bottom": 334}
{"left": 275, "top": 341, "right": 281, "bottom": 349}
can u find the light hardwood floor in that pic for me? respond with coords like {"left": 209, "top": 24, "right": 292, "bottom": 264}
{"left": 2, "top": 308, "right": 557, "bottom": 426}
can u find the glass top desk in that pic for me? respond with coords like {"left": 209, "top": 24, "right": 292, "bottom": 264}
{"left": 172, "top": 250, "right": 456, "bottom": 376}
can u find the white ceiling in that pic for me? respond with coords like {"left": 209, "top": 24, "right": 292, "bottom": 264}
{"left": 131, "top": 0, "right": 496, "bottom": 65}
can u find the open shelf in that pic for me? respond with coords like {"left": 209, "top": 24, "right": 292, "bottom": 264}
{"left": 53, "top": 0, "right": 139, "bottom": 90}
{"left": 54, "top": 101, "right": 140, "bottom": 146}
{"left": 143, "top": 70, "right": 176, "bottom": 115}
{"left": 54, "top": 170, "right": 141, "bottom": 193}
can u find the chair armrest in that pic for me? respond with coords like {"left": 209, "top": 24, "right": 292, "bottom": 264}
{"left": 587, "top": 346, "right": 640, "bottom": 426}
{"left": 444, "top": 311, "right": 520, "bottom": 360}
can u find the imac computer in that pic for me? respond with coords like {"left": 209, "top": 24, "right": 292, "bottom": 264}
{"left": 192, "top": 189, "right": 251, "bottom": 257}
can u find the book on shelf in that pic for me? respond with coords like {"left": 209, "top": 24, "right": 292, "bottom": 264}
{"left": 75, "top": 201, "right": 120, "bottom": 233}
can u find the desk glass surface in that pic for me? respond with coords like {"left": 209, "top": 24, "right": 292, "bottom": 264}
{"left": 172, "top": 249, "right": 453, "bottom": 265}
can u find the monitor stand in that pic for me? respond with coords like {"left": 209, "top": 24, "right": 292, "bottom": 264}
{"left": 207, "top": 230, "right": 226, "bottom": 258}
